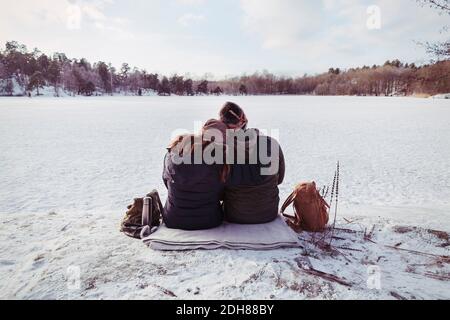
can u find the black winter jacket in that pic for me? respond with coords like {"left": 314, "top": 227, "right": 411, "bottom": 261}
{"left": 162, "top": 152, "right": 224, "bottom": 230}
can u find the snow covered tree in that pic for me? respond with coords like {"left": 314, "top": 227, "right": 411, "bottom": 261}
{"left": 1, "top": 79, "right": 14, "bottom": 96}
{"left": 27, "top": 71, "right": 45, "bottom": 95}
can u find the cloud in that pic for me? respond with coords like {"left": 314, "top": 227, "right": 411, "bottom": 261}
{"left": 177, "top": 13, "right": 206, "bottom": 27}
{"left": 81, "top": 3, "right": 107, "bottom": 22}
{"left": 176, "top": 0, "right": 206, "bottom": 5}
{"left": 68, "top": 0, "right": 129, "bottom": 36}
{"left": 0, "top": 0, "right": 447, "bottom": 76}
{"left": 240, "top": 0, "right": 323, "bottom": 49}
{"left": 0, "top": 0, "right": 128, "bottom": 35}
{"left": 239, "top": 0, "right": 449, "bottom": 70}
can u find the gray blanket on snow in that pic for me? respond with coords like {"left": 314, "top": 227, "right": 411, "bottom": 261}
{"left": 142, "top": 215, "right": 301, "bottom": 251}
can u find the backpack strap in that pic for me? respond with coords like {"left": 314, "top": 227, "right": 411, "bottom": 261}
{"left": 150, "top": 190, "right": 164, "bottom": 227}
{"left": 281, "top": 189, "right": 301, "bottom": 226}
{"left": 281, "top": 188, "right": 304, "bottom": 232}
{"left": 280, "top": 189, "right": 297, "bottom": 216}
{"left": 154, "top": 191, "right": 164, "bottom": 216}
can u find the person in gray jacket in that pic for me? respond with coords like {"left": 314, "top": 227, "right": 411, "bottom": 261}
{"left": 220, "top": 102, "right": 285, "bottom": 224}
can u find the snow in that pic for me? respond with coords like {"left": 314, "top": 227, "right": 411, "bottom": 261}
{"left": 0, "top": 95, "right": 449, "bottom": 300}
{"left": 432, "top": 93, "right": 450, "bottom": 99}
{"left": 29, "top": 86, "right": 73, "bottom": 98}
{"left": 0, "top": 78, "right": 24, "bottom": 96}
{"left": 0, "top": 79, "right": 159, "bottom": 97}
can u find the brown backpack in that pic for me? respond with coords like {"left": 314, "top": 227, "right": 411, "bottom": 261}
{"left": 120, "top": 190, "right": 163, "bottom": 239}
{"left": 281, "top": 182, "right": 330, "bottom": 232}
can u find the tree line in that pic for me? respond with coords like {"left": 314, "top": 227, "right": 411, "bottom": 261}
{"left": 215, "top": 61, "right": 449, "bottom": 97}
{"left": 0, "top": 41, "right": 449, "bottom": 97}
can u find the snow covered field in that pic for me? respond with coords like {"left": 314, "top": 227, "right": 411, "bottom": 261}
{"left": 0, "top": 96, "right": 449, "bottom": 300}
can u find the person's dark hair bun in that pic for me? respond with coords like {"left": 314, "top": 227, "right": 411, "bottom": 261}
{"left": 219, "top": 102, "right": 244, "bottom": 125}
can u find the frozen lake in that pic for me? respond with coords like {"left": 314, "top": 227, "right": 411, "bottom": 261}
{"left": 1, "top": 95, "right": 449, "bottom": 300}
{"left": 0, "top": 95, "right": 449, "bottom": 226}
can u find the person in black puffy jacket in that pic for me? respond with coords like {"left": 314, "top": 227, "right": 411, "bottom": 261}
{"left": 162, "top": 120, "right": 229, "bottom": 230}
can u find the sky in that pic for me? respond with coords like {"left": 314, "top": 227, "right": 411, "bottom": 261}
{"left": 0, "top": 0, "right": 448, "bottom": 78}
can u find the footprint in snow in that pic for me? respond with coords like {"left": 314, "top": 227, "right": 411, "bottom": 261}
{"left": 0, "top": 260, "right": 15, "bottom": 266}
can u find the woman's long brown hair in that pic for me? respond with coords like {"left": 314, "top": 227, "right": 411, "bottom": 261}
{"left": 168, "top": 134, "right": 230, "bottom": 183}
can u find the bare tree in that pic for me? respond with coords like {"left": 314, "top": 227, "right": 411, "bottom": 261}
{"left": 418, "top": 0, "right": 450, "bottom": 11}
{"left": 417, "top": 0, "right": 450, "bottom": 59}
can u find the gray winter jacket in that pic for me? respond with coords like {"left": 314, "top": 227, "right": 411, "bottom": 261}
{"left": 223, "top": 129, "right": 285, "bottom": 224}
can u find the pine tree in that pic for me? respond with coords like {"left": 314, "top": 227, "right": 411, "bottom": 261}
{"left": 27, "top": 71, "right": 44, "bottom": 95}
{"left": 97, "top": 62, "right": 112, "bottom": 94}
{"left": 239, "top": 84, "right": 248, "bottom": 95}
{"left": 158, "top": 76, "right": 171, "bottom": 96}
{"left": 47, "top": 59, "right": 61, "bottom": 88}
{"left": 184, "top": 79, "right": 194, "bottom": 96}
{"left": 196, "top": 80, "right": 208, "bottom": 95}
{"left": 81, "top": 81, "right": 96, "bottom": 96}
{"left": 213, "top": 86, "right": 223, "bottom": 95}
